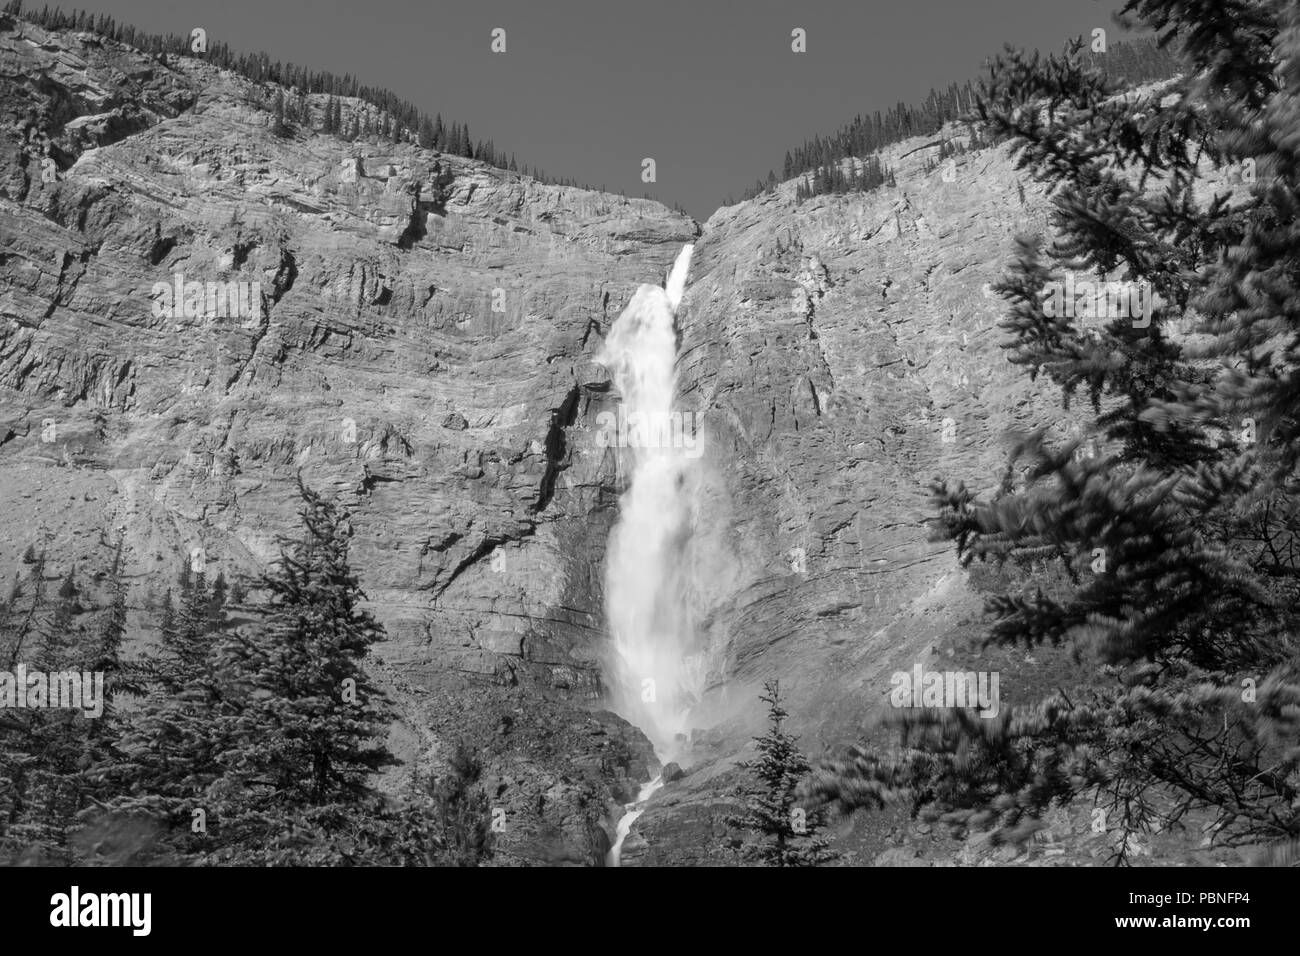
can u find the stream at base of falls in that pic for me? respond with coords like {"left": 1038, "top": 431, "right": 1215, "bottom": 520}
{"left": 606, "top": 774, "right": 665, "bottom": 867}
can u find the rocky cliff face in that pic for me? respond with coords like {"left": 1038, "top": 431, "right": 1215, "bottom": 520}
{"left": 0, "top": 15, "right": 695, "bottom": 865}
{"left": 0, "top": 15, "right": 1117, "bottom": 866}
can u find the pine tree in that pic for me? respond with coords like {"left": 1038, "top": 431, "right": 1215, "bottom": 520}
{"left": 271, "top": 89, "right": 288, "bottom": 137}
{"left": 201, "top": 478, "right": 398, "bottom": 863}
{"left": 88, "top": 546, "right": 134, "bottom": 713}
{"left": 399, "top": 744, "right": 494, "bottom": 866}
{"left": 210, "top": 571, "right": 227, "bottom": 610}
{"left": 4, "top": 551, "right": 45, "bottom": 668}
{"left": 157, "top": 588, "right": 175, "bottom": 641}
{"left": 807, "top": 0, "right": 1300, "bottom": 864}
{"left": 109, "top": 577, "right": 233, "bottom": 857}
{"left": 0, "top": 557, "right": 119, "bottom": 864}
{"left": 143, "top": 572, "right": 221, "bottom": 694}
{"left": 56, "top": 566, "right": 76, "bottom": 601}
{"left": 33, "top": 575, "right": 79, "bottom": 672}
{"left": 725, "top": 680, "right": 836, "bottom": 866}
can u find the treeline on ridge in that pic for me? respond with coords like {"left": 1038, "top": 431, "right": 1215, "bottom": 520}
{"left": 733, "top": 34, "right": 1181, "bottom": 205}
{"left": 2, "top": 0, "right": 600, "bottom": 192}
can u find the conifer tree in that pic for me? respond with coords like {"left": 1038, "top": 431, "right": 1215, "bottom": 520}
{"left": 0, "top": 559, "right": 117, "bottom": 864}
{"left": 4, "top": 552, "right": 45, "bottom": 668}
{"left": 56, "top": 566, "right": 76, "bottom": 601}
{"left": 271, "top": 89, "right": 288, "bottom": 137}
{"left": 201, "top": 478, "right": 398, "bottom": 862}
{"left": 33, "top": 576, "right": 79, "bottom": 672}
{"left": 396, "top": 744, "right": 494, "bottom": 866}
{"left": 108, "top": 563, "right": 233, "bottom": 857}
{"left": 726, "top": 680, "right": 836, "bottom": 866}
{"left": 88, "top": 545, "right": 134, "bottom": 717}
{"left": 210, "top": 571, "right": 227, "bottom": 611}
{"left": 806, "top": 0, "right": 1300, "bottom": 864}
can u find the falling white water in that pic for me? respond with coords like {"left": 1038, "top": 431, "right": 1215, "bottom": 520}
{"left": 664, "top": 244, "right": 691, "bottom": 312}
{"left": 605, "top": 774, "right": 664, "bottom": 867}
{"left": 598, "top": 244, "right": 702, "bottom": 759}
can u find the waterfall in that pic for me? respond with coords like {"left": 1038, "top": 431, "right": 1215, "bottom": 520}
{"left": 605, "top": 774, "right": 664, "bottom": 867}
{"left": 664, "top": 243, "right": 691, "bottom": 312}
{"left": 598, "top": 244, "right": 700, "bottom": 762}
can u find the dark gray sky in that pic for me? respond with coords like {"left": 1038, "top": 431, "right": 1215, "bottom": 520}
{"left": 73, "top": 0, "right": 1127, "bottom": 220}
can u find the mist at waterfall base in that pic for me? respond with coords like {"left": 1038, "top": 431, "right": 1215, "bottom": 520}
{"left": 597, "top": 244, "right": 707, "bottom": 763}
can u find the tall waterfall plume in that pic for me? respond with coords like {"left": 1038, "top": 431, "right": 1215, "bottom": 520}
{"left": 597, "top": 244, "right": 704, "bottom": 758}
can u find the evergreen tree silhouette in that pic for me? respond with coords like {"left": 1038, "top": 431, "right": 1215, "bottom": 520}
{"left": 807, "top": 0, "right": 1300, "bottom": 865}
{"left": 726, "top": 680, "right": 837, "bottom": 866}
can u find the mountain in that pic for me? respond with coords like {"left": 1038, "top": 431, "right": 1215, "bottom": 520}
{"left": 0, "top": 12, "right": 695, "bottom": 865}
{"left": 1, "top": 13, "right": 1225, "bottom": 866}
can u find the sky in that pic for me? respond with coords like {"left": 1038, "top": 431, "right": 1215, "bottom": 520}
{"left": 67, "top": 0, "right": 1133, "bottom": 221}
